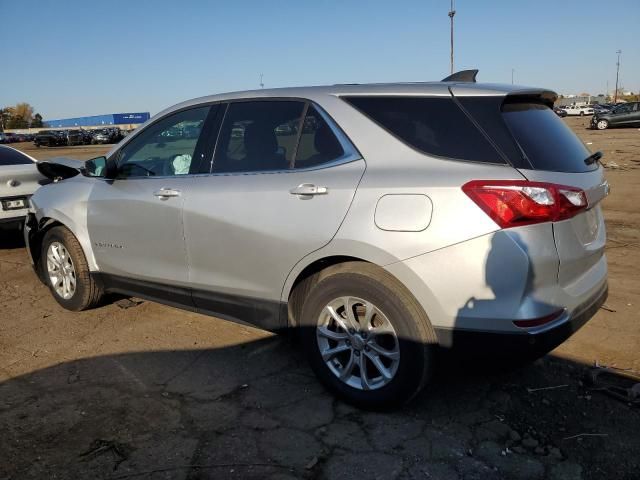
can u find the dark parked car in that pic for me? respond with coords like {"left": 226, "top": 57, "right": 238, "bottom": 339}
{"left": 91, "top": 128, "right": 124, "bottom": 144}
{"left": 66, "top": 129, "right": 90, "bottom": 146}
{"left": 34, "top": 130, "right": 67, "bottom": 147}
{"left": 553, "top": 107, "right": 568, "bottom": 117}
{"left": 591, "top": 102, "right": 640, "bottom": 130}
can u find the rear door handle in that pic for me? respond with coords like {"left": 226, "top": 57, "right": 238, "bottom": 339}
{"left": 289, "top": 183, "right": 328, "bottom": 197}
{"left": 153, "top": 188, "right": 181, "bottom": 198}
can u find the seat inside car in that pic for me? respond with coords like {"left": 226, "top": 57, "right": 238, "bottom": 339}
{"left": 243, "top": 122, "right": 288, "bottom": 171}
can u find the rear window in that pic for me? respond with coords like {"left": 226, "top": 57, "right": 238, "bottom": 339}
{"left": 0, "top": 146, "right": 34, "bottom": 165}
{"left": 343, "top": 96, "right": 505, "bottom": 164}
{"left": 501, "top": 102, "right": 595, "bottom": 173}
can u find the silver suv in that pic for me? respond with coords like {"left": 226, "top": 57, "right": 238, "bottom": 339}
{"left": 26, "top": 74, "right": 608, "bottom": 408}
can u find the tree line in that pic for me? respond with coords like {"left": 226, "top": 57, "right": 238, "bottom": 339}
{"left": 0, "top": 103, "right": 43, "bottom": 130}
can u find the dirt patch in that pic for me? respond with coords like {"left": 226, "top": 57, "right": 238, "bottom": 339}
{"left": 1, "top": 122, "right": 639, "bottom": 479}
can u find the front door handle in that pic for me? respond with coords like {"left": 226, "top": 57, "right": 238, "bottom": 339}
{"left": 289, "top": 183, "right": 328, "bottom": 197}
{"left": 153, "top": 188, "right": 181, "bottom": 198}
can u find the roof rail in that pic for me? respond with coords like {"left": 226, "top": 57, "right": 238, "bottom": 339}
{"left": 441, "top": 69, "right": 478, "bottom": 83}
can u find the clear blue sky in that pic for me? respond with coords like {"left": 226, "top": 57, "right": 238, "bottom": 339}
{"left": 2, "top": 0, "right": 638, "bottom": 119}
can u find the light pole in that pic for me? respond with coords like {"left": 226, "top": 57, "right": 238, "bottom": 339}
{"left": 511, "top": 68, "right": 515, "bottom": 85}
{"left": 614, "top": 50, "right": 621, "bottom": 103}
{"left": 259, "top": 73, "right": 264, "bottom": 89}
{"left": 448, "top": 0, "right": 456, "bottom": 74}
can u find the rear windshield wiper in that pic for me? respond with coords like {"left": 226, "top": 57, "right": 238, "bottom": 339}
{"left": 584, "top": 151, "right": 603, "bottom": 166}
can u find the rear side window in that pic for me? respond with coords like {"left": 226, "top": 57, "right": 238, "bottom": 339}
{"left": 501, "top": 102, "right": 595, "bottom": 173}
{"left": 0, "top": 147, "right": 33, "bottom": 165}
{"left": 213, "top": 101, "right": 305, "bottom": 173}
{"left": 343, "top": 96, "right": 504, "bottom": 164}
{"left": 294, "top": 105, "right": 344, "bottom": 169}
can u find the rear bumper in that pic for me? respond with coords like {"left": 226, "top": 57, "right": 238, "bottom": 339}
{"left": 435, "top": 282, "right": 607, "bottom": 355}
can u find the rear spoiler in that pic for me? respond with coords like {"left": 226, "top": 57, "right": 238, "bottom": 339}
{"left": 503, "top": 89, "right": 558, "bottom": 108}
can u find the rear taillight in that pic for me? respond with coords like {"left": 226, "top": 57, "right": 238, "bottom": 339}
{"left": 462, "top": 180, "right": 588, "bottom": 229}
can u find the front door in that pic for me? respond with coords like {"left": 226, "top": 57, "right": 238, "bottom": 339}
{"left": 87, "top": 105, "right": 213, "bottom": 288}
{"left": 183, "top": 100, "right": 365, "bottom": 328}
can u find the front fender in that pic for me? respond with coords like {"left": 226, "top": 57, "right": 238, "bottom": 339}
{"left": 29, "top": 177, "right": 98, "bottom": 271}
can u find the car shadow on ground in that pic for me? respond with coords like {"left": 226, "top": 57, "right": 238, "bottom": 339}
{"left": 1, "top": 334, "right": 638, "bottom": 480}
{"left": 0, "top": 227, "right": 25, "bottom": 249}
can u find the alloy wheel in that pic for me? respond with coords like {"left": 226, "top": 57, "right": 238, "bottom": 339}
{"left": 316, "top": 296, "right": 400, "bottom": 391}
{"left": 46, "top": 242, "right": 77, "bottom": 299}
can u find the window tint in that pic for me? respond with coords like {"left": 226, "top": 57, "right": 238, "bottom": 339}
{"left": 213, "top": 101, "right": 305, "bottom": 173}
{"left": 343, "top": 96, "right": 503, "bottom": 163}
{"left": 117, "top": 106, "right": 210, "bottom": 178}
{"left": 0, "top": 146, "right": 33, "bottom": 165}
{"left": 501, "top": 102, "right": 595, "bottom": 173}
{"left": 294, "top": 105, "right": 344, "bottom": 169}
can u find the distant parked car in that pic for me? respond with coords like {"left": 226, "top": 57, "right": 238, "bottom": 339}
{"left": 66, "top": 129, "right": 89, "bottom": 146}
{"left": 3, "top": 133, "right": 19, "bottom": 143}
{"left": 0, "top": 133, "right": 7, "bottom": 144}
{"left": 90, "top": 129, "right": 114, "bottom": 144}
{"left": 560, "top": 105, "right": 594, "bottom": 116}
{"left": 34, "top": 130, "right": 67, "bottom": 147}
{"left": 0, "top": 145, "right": 44, "bottom": 230}
{"left": 592, "top": 104, "right": 613, "bottom": 114}
{"left": 553, "top": 107, "right": 568, "bottom": 117}
{"left": 591, "top": 102, "right": 640, "bottom": 130}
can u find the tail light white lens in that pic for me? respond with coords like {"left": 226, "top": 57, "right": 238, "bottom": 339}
{"left": 462, "top": 180, "right": 589, "bottom": 229}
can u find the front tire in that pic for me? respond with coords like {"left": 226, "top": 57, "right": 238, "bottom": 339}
{"left": 41, "top": 226, "right": 103, "bottom": 311}
{"left": 298, "top": 262, "right": 437, "bottom": 409}
{"left": 596, "top": 119, "right": 609, "bottom": 130}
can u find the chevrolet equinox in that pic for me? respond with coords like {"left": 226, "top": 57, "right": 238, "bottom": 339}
{"left": 25, "top": 71, "right": 609, "bottom": 408}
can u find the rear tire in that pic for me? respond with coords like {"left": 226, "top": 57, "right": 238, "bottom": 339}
{"left": 298, "top": 262, "right": 437, "bottom": 409}
{"left": 41, "top": 226, "right": 103, "bottom": 311}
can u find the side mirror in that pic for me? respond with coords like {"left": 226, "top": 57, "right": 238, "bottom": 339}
{"left": 83, "top": 156, "right": 109, "bottom": 178}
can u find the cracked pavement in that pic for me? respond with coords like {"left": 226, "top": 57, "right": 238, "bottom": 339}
{"left": 1, "top": 122, "right": 639, "bottom": 479}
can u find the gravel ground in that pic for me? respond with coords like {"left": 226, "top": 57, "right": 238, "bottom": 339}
{"left": 1, "top": 118, "right": 638, "bottom": 479}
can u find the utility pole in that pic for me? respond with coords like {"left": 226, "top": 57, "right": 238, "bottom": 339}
{"left": 448, "top": 0, "right": 456, "bottom": 74}
{"left": 511, "top": 68, "right": 515, "bottom": 85}
{"left": 614, "top": 50, "right": 621, "bottom": 103}
{"left": 259, "top": 73, "right": 264, "bottom": 89}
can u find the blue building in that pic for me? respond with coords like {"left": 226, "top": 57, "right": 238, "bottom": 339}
{"left": 44, "top": 112, "right": 150, "bottom": 128}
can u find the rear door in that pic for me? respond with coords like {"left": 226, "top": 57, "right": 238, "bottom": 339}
{"left": 183, "top": 100, "right": 364, "bottom": 329}
{"left": 609, "top": 103, "right": 634, "bottom": 126}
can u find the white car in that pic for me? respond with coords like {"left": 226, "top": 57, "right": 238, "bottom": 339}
{"left": 560, "top": 105, "right": 594, "bottom": 116}
{"left": 0, "top": 145, "right": 44, "bottom": 230}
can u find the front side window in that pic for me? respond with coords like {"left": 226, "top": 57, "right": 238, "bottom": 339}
{"left": 117, "top": 106, "right": 210, "bottom": 178}
{"left": 294, "top": 105, "right": 344, "bottom": 169}
{"left": 213, "top": 101, "right": 305, "bottom": 173}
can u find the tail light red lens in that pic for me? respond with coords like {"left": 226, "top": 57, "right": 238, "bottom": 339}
{"left": 513, "top": 309, "right": 566, "bottom": 328}
{"left": 462, "top": 180, "right": 588, "bottom": 228}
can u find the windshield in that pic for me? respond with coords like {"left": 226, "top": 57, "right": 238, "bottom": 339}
{"left": 0, "top": 146, "right": 34, "bottom": 165}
